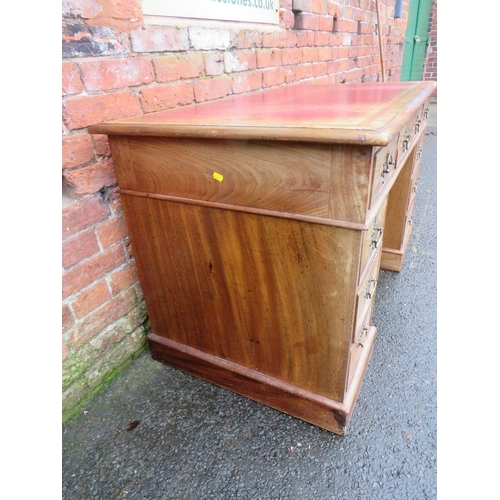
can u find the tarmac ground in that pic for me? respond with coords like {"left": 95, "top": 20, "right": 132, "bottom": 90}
{"left": 62, "top": 103, "right": 437, "bottom": 500}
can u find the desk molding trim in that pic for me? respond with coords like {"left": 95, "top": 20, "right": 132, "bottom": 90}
{"left": 147, "top": 330, "right": 376, "bottom": 435}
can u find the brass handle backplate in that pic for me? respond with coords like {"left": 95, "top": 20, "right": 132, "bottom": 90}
{"left": 358, "top": 326, "right": 369, "bottom": 347}
{"left": 364, "top": 278, "right": 377, "bottom": 299}
{"left": 402, "top": 132, "right": 411, "bottom": 152}
{"left": 371, "top": 225, "right": 384, "bottom": 249}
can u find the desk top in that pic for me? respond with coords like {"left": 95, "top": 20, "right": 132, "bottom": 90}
{"left": 89, "top": 81, "right": 436, "bottom": 146}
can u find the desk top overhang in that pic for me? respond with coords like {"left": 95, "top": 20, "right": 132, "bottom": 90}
{"left": 89, "top": 82, "right": 436, "bottom": 146}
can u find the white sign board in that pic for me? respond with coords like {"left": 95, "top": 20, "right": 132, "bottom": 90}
{"left": 141, "top": 0, "right": 280, "bottom": 25}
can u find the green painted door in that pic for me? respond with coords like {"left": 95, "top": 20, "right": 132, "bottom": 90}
{"left": 401, "top": 0, "right": 433, "bottom": 81}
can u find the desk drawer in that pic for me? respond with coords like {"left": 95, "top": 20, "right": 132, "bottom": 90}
{"left": 348, "top": 303, "right": 374, "bottom": 388}
{"left": 354, "top": 254, "right": 381, "bottom": 342}
{"left": 359, "top": 198, "right": 387, "bottom": 284}
{"left": 398, "top": 108, "right": 424, "bottom": 162}
{"left": 369, "top": 135, "right": 399, "bottom": 208}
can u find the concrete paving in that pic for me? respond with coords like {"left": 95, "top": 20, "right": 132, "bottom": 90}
{"left": 62, "top": 103, "right": 437, "bottom": 500}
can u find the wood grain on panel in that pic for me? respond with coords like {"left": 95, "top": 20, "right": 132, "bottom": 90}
{"left": 329, "top": 144, "right": 372, "bottom": 224}
{"left": 121, "top": 194, "right": 361, "bottom": 402}
{"left": 123, "top": 137, "right": 333, "bottom": 220}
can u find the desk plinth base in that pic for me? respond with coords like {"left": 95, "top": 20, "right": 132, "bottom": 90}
{"left": 380, "top": 248, "right": 405, "bottom": 272}
{"left": 147, "top": 328, "right": 376, "bottom": 436}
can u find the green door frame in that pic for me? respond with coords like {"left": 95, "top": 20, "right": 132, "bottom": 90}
{"left": 401, "top": 0, "right": 433, "bottom": 81}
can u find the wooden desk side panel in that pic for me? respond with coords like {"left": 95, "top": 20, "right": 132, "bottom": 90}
{"left": 121, "top": 194, "right": 361, "bottom": 402}
{"left": 112, "top": 137, "right": 333, "bottom": 220}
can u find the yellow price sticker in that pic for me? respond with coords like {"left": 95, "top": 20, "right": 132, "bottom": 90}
{"left": 213, "top": 172, "right": 224, "bottom": 182}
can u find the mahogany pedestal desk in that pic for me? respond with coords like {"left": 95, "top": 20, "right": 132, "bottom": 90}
{"left": 90, "top": 82, "right": 437, "bottom": 435}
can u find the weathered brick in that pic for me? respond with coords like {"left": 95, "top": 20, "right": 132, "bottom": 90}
{"left": 296, "top": 31, "right": 315, "bottom": 47}
{"left": 62, "top": 194, "right": 110, "bottom": 239}
{"left": 97, "top": 213, "right": 129, "bottom": 248}
{"left": 62, "top": 0, "right": 101, "bottom": 19}
{"left": 109, "top": 262, "right": 140, "bottom": 295}
{"left": 194, "top": 76, "right": 233, "bottom": 102}
{"left": 232, "top": 71, "right": 262, "bottom": 94}
{"left": 279, "top": 48, "right": 301, "bottom": 66}
{"left": 62, "top": 229, "right": 100, "bottom": 269}
{"left": 312, "top": 0, "right": 327, "bottom": 14}
{"left": 256, "top": 49, "right": 282, "bottom": 69}
{"left": 80, "top": 57, "right": 154, "bottom": 91}
{"left": 319, "top": 14, "right": 334, "bottom": 31}
{"left": 302, "top": 47, "right": 319, "bottom": 63}
{"left": 314, "top": 31, "right": 332, "bottom": 46}
{"left": 262, "top": 31, "right": 288, "bottom": 48}
{"left": 63, "top": 159, "right": 117, "bottom": 198}
{"left": 62, "top": 21, "right": 130, "bottom": 57}
{"left": 67, "top": 287, "right": 138, "bottom": 348}
{"left": 91, "top": 134, "right": 111, "bottom": 157}
{"left": 263, "top": 67, "right": 286, "bottom": 87}
{"left": 189, "top": 27, "right": 231, "bottom": 50}
{"left": 287, "top": 31, "right": 298, "bottom": 48}
{"left": 63, "top": 92, "right": 142, "bottom": 130}
{"left": 153, "top": 53, "right": 204, "bottom": 83}
{"left": 62, "top": 134, "right": 94, "bottom": 170}
{"left": 62, "top": 304, "right": 75, "bottom": 333}
{"left": 294, "top": 12, "right": 320, "bottom": 30}
{"left": 72, "top": 280, "right": 112, "bottom": 319}
{"left": 203, "top": 52, "right": 225, "bottom": 76}
{"left": 62, "top": 337, "right": 69, "bottom": 361}
{"left": 62, "top": 244, "right": 126, "bottom": 300}
{"left": 140, "top": 82, "right": 194, "bottom": 113}
{"left": 62, "top": 62, "right": 84, "bottom": 95}
{"left": 280, "top": 9, "right": 295, "bottom": 29}
{"left": 313, "top": 61, "right": 328, "bottom": 76}
{"left": 234, "top": 30, "right": 262, "bottom": 49}
{"left": 85, "top": 0, "right": 143, "bottom": 33}
{"left": 224, "top": 50, "right": 257, "bottom": 73}
{"left": 318, "top": 47, "right": 334, "bottom": 61}
{"left": 84, "top": 312, "right": 147, "bottom": 388}
{"left": 296, "top": 62, "right": 315, "bottom": 80}
{"left": 292, "top": 0, "right": 313, "bottom": 12}
{"left": 130, "top": 26, "right": 189, "bottom": 52}
{"left": 284, "top": 65, "right": 297, "bottom": 83}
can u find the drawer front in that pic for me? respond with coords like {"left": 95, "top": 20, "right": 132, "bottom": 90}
{"left": 359, "top": 198, "right": 387, "bottom": 284}
{"left": 412, "top": 134, "right": 425, "bottom": 176}
{"left": 347, "top": 303, "right": 374, "bottom": 387}
{"left": 370, "top": 135, "right": 399, "bottom": 208}
{"left": 354, "top": 253, "right": 381, "bottom": 342}
{"left": 397, "top": 108, "right": 425, "bottom": 162}
{"left": 111, "top": 136, "right": 333, "bottom": 220}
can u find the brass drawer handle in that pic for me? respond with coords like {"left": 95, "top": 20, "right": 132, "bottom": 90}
{"left": 412, "top": 180, "right": 418, "bottom": 193}
{"left": 364, "top": 278, "right": 377, "bottom": 299}
{"left": 370, "top": 224, "right": 384, "bottom": 249}
{"left": 423, "top": 107, "right": 430, "bottom": 119}
{"left": 416, "top": 147, "right": 422, "bottom": 161}
{"left": 382, "top": 153, "right": 396, "bottom": 177}
{"left": 358, "top": 326, "right": 369, "bottom": 347}
{"left": 402, "top": 132, "right": 411, "bottom": 152}
{"left": 414, "top": 118, "right": 422, "bottom": 133}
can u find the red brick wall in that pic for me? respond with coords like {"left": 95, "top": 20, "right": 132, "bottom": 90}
{"left": 423, "top": 0, "right": 437, "bottom": 83}
{"left": 62, "top": 0, "right": 410, "bottom": 418}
